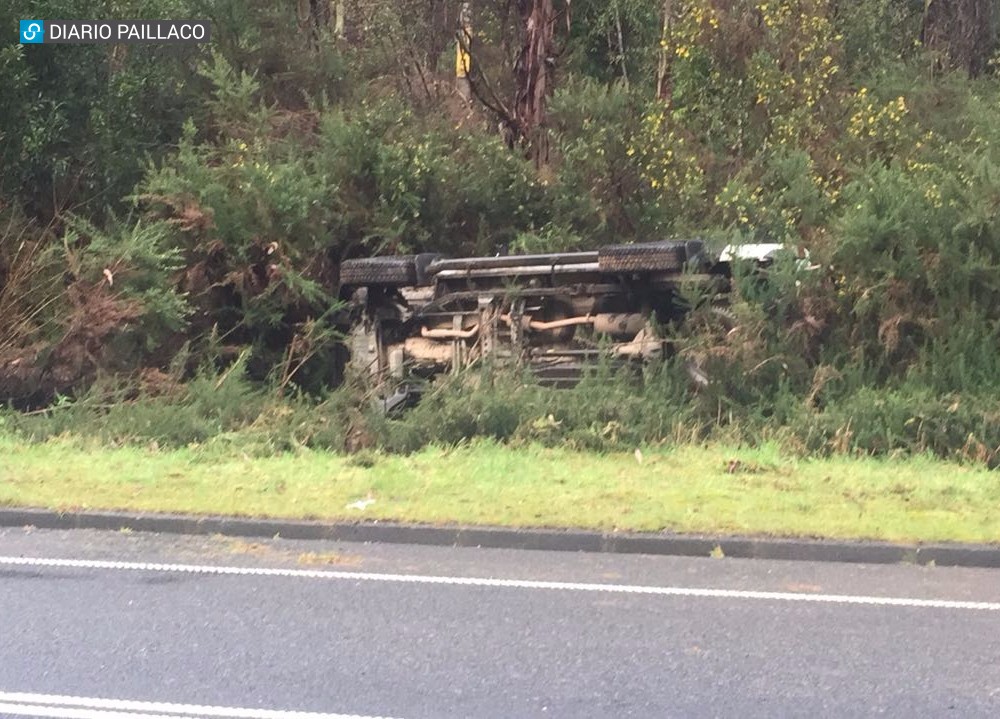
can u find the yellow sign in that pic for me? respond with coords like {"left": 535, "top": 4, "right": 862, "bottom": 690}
{"left": 456, "top": 36, "right": 471, "bottom": 78}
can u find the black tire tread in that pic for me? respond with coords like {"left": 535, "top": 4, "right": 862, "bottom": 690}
{"left": 340, "top": 256, "right": 418, "bottom": 286}
{"left": 598, "top": 240, "right": 690, "bottom": 273}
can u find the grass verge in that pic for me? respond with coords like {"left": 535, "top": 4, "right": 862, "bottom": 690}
{"left": 1, "top": 435, "right": 998, "bottom": 544}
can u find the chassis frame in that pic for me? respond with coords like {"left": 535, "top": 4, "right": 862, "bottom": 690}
{"left": 339, "top": 240, "right": 785, "bottom": 410}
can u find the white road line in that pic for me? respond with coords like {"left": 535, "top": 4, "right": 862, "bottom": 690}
{"left": 0, "top": 555, "right": 997, "bottom": 611}
{"left": 0, "top": 692, "right": 396, "bottom": 719}
{"left": 0, "top": 703, "right": 179, "bottom": 719}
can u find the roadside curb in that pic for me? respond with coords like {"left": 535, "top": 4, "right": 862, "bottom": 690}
{"left": 1, "top": 507, "right": 998, "bottom": 568}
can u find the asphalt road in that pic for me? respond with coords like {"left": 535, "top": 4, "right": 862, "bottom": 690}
{"left": 0, "top": 528, "right": 998, "bottom": 719}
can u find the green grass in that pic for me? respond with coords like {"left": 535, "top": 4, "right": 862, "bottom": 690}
{"left": 1, "top": 435, "right": 998, "bottom": 543}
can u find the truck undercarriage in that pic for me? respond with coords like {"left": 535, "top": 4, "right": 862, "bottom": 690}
{"left": 339, "top": 240, "right": 781, "bottom": 409}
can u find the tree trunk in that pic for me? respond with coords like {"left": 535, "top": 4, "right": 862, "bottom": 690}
{"left": 427, "top": 0, "right": 452, "bottom": 72}
{"left": 656, "top": 0, "right": 673, "bottom": 103}
{"left": 614, "top": 1, "right": 629, "bottom": 89}
{"left": 298, "top": 0, "right": 333, "bottom": 45}
{"left": 515, "top": 0, "right": 558, "bottom": 167}
{"left": 457, "top": 2, "right": 473, "bottom": 101}
{"left": 334, "top": 0, "right": 345, "bottom": 40}
{"left": 922, "top": 0, "right": 997, "bottom": 77}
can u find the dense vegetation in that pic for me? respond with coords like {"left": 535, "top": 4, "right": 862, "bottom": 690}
{"left": 2, "top": 0, "right": 1000, "bottom": 463}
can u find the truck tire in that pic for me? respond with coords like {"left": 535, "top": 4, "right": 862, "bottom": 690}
{"left": 340, "top": 256, "right": 418, "bottom": 287}
{"left": 598, "top": 240, "right": 697, "bottom": 273}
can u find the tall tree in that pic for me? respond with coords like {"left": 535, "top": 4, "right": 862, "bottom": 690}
{"left": 457, "top": 1, "right": 473, "bottom": 100}
{"left": 655, "top": 0, "right": 673, "bottom": 102}
{"left": 335, "top": 0, "right": 345, "bottom": 40}
{"left": 922, "top": 0, "right": 998, "bottom": 77}
{"left": 513, "top": 0, "right": 569, "bottom": 166}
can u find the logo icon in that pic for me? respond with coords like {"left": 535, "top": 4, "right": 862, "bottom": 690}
{"left": 20, "top": 20, "right": 44, "bottom": 43}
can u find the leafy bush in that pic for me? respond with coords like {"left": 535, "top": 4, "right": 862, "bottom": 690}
{"left": 832, "top": 146, "right": 1000, "bottom": 387}
{"left": 369, "top": 360, "right": 697, "bottom": 454}
{"left": 0, "top": 0, "right": 203, "bottom": 218}
{"left": 4, "top": 359, "right": 367, "bottom": 455}
{"left": 788, "top": 384, "right": 1000, "bottom": 465}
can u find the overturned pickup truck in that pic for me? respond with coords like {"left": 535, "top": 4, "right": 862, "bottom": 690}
{"left": 339, "top": 240, "right": 790, "bottom": 410}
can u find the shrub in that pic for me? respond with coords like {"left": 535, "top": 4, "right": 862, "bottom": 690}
{"left": 3, "top": 360, "right": 365, "bottom": 454}
{"left": 788, "top": 384, "right": 1000, "bottom": 465}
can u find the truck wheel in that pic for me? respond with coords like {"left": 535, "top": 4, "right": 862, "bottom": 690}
{"left": 598, "top": 240, "right": 696, "bottom": 273}
{"left": 340, "top": 256, "right": 418, "bottom": 287}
